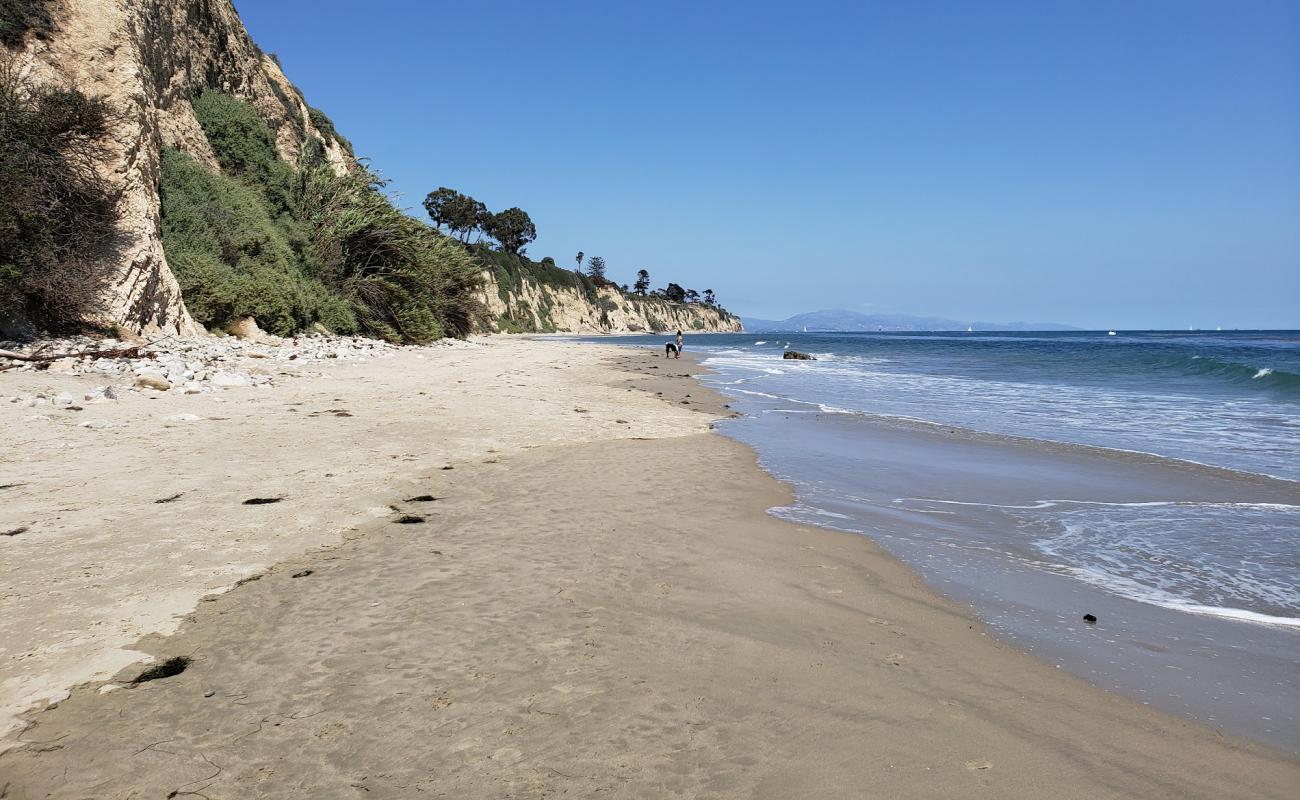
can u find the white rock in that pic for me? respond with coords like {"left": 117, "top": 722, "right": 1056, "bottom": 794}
{"left": 52, "top": 392, "right": 75, "bottom": 407}
{"left": 134, "top": 375, "right": 171, "bottom": 391}
{"left": 79, "top": 419, "right": 113, "bottom": 429}
{"left": 164, "top": 413, "right": 203, "bottom": 422}
{"left": 212, "top": 371, "right": 248, "bottom": 388}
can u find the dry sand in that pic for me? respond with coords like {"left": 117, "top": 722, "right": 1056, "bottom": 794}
{"left": 0, "top": 338, "right": 1296, "bottom": 798}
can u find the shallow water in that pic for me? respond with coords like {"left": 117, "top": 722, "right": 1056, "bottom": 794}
{"left": 583, "top": 331, "right": 1300, "bottom": 750}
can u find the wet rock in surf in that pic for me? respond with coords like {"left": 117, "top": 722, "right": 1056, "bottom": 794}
{"left": 783, "top": 350, "right": 815, "bottom": 360}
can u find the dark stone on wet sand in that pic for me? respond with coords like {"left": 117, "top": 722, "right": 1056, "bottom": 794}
{"left": 783, "top": 350, "right": 815, "bottom": 360}
{"left": 1083, "top": 614, "right": 1097, "bottom": 624}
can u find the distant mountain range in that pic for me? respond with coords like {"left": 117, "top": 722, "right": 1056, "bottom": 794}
{"left": 742, "top": 309, "right": 1080, "bottom": 333}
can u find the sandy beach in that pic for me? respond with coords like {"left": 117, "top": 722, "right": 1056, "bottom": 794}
{"left": 1, "top": 338, "right": 1297, "bottom": 798}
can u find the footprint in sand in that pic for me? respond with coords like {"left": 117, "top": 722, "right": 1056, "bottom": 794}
{"left": 965, "top": 760, "right": 993, "bottom": 770}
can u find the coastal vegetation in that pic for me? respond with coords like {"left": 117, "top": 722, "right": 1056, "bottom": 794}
{"left": 0, "top": 63, "right": 120, "bottom": 329}
{"left": 159, "top": 90, "right": 483, "bottom": 342}
{"left": 421, "top": 186, "right": 728, "bottom": 327}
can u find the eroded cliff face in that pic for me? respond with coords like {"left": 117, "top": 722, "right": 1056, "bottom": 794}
{"left": 476, "top": 273, "right": 743, "bottom": 334}
{"left": 5, "top": 0, "right": 350, "bottom": 335}
{"left": 5, "top": 1, "right": 737, "bottom": 338}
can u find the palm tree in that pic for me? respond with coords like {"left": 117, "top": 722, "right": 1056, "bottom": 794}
{"left": 575, "top": 251, "right": 584, "bottom": 274}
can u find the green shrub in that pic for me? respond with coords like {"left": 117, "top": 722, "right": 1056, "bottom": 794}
{"left": 167, "top": 91, "right": 484, "bottom": 342}
{"left": 191, "top": 89, "right": 299, "bottom": 217}
{"left": 307, "top": 106, "right": 354, "bottom": 157}
{"left": 0, "top": 65, "right": 119, "bottom": 331}
{"left": 159, "top": 148, "right": 355, "bottom": 336}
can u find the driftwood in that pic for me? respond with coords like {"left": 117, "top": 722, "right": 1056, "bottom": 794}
{"left": 0, "top": 346, "right": 140, "bottom": 362}
{"left": 0, "top": 344, "right": 150, "bottom": 372}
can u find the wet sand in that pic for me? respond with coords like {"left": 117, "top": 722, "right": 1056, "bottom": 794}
{"left": 1, "top": 340, "right": 1297, "bottom": 797}
{"left": 712, "top": 398, "right": 1300, "bottom": 749}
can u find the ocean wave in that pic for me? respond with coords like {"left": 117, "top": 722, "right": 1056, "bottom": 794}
{"left": 1160, "top": 354, "right": 1299, "bottom": 394}
{"left": 1031, "top": 504, "right": 1300, "bottom": 625}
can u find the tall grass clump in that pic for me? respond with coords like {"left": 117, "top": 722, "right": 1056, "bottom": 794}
{"left": 303, "top": 164, "right": 484, "bottom": 341}
{"left": 0, "top": 62, "right": 119, "bottom": 331}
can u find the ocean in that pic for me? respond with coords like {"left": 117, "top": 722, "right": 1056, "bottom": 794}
{"left": 582, "top": 330, "right": 1300, "bottom": 750}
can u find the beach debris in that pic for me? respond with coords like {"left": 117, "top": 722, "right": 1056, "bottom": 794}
{"left": 405, "top": 495, "right": 438, "bottom": 502}
{"left": 155, "top": 493, "right": 184, "bottom": 504}
{"left": 1083, "top": 614, "right": 1098, "bottom": 624}
{"left": 965, "top": 760, "right": 993, "bottom": 771}
{"left": 131, "top": 656, "right": 191, "bottom": 684}
{"left": 242, "top": 497, "right": 284, "bottom": 505}
{"left": 2, "top": 526, "right": 29, "bottom": 537}
{"left": 203, "top": 690, "right": 216, "bottom": 698}
{"left": 291, "top": 569, "right": 314, "bottom": 578}
{"left": 395, "top": 514, "right": 426, "bottom": 524}
{"left": 233, "top": 574, "right": 263, "bottom": 587}
{"left": 783, "top": 350, "right": 815, "bottom": 360}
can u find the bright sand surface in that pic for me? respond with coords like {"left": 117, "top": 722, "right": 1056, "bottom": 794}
{"left": 1, "top": 338, "right": 1297, "bottom": 797}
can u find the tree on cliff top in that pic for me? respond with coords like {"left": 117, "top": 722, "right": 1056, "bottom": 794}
{"left": 586, "top": 255, "right": 607, "bottom": 282}
{"left": 664, "top": 283, "right": 686, "bottom": 303}
{"left": 486, "top": 207, "right": 536, "bottom": 254}
{"left": 633, "top": 269, "right": 650, "bottom": 296}
{"left": 422, "top": 187, "right": 487, "bottom": 243}
{"left": 575, "top": 251, "right": 584, "bottom": 273}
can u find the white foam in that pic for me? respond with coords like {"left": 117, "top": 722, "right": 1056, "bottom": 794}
{"left": 1253, "top": 367, "right": 1274, "bottom": 379}
{"left": 895, "top": 498, "right": 1300, "bottom": 512}
{"left": 1055, "top": 565, "right": 1300, "bottom": 629}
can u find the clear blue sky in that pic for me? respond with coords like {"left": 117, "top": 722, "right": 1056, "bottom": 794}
{"left": 237, "top": 0, "right": 1299, "bottom": 329}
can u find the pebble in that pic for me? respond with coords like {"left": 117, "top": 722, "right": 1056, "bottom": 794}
{"left": 2, "top": 334, "right": 478, "bottom": 409}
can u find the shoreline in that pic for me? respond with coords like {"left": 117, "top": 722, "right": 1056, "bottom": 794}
{"left": 1, "top": 339, "right": 1297, "bottom": 796}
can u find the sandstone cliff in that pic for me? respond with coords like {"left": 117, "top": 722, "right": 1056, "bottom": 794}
{"left": 475, "top": 253, "right": 742, "bottom": 334}
{"left": 478, "top": 273, "right": 742, "bottom": 334}
{"left": 5, "top": 0, "right": 351, "bottom": 336}
{"left": 4, "top": 1, "right": 740, "bottom": 337}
